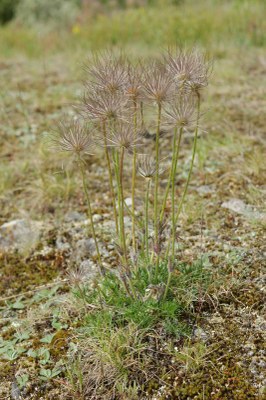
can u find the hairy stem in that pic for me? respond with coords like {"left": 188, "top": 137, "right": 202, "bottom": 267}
{"left": 78, "top": 158, "right": 104, "bottom": 276}
{"left": 140, "top": 101, "right": 145, "bottom": 129}
{"left": 154, "top": 103, "right": 162, "bottom": 275}
{"left": 144, "top": 178, "right": 151, "bottom": 261}
{"left": 116, "top": 147, "right": 128, "bottom": 267}
{"left": 171, "top": 127, "right": 183, "bottom": 261}
{"left": 131, "top": 100, "right": 137, "bottom": 252}
{"left": 174, "top": 93, "right": 201, "bottom": 226}
{"left": 160, "top": 126, "right": 183, "bottom": 222}
{"left": 102, "top": 120, "right": 119, "bottom": 235}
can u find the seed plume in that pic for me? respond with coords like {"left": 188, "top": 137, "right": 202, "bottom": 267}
{"left": 49, "top": 118, "right": 94, "bottom": 158}
{"left": 107, "top": 121, "right": 142, "bottom": 152}
{"left": 163, "top": 94, "right": 197, "bottom": 131}
{"left": 165, "top": 47, "right": 211, "bottom": 93}
{"left": 143, "top": 62, "right": 174, "bottom": 104}
{"left": 86, "top": 52, "right": 129, "bottom": 95}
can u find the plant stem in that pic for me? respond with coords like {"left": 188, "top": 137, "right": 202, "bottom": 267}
{"left": 140, "top": 101, "right": 145, "bottom": 129}
{"left": 171, "top": 127, "right": 183, "bottom": 262}
{"left": 144, "top": 178, "right": 151, "bottom": 261}
{"left": 160, "top": 126, "right": 183, "bottom": 222}
{"left": 174, "top": 93, "right": 201, "bottom": 226}
{"left": 102, "top": 120, "right": 119, "bottom": 235}
{"left": 163, "top": 269, "right": 172, "bottom": 301}
{"left": 154, "top": 102, "right": 162, "bottom": 276}
{"left": 78, "top": 158, "right": 104, "bottom": 276}
{"left": 131, "top": 99, "right": 137, "bottom": 252}
{"left": 116, "top": 147, "right": 128, "bottom": 267}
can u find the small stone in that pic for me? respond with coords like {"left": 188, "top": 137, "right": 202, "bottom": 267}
{"left": 75, "top": 238, "right": 96, "bottom": 259}
{"left": 125, "top": 197, "right": 132, "bottom": 207}
{"left": 92, "top": 214, "right": 102, "bottom": 223}
{"left": 193, "top": 327, "right": 209, "bottom": 342}
{"left": 196, "top": 185, "right": 214, "bottom": 195}
{"left": 64, "top": 211, "right": 85, "bottom": 222}
{"left": 222, "top": 198, "right": 265, "bottom": 221}
{"left": 79, "top": 259, "right": 98, "bottom": 278}
{"left": 0, "top": 219, "right": 42, "bottom": 253}
{"left": 56, "top": 237, "right": 71, "bottom": 251}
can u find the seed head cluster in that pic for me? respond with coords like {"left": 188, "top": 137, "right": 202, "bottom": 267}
{"left": 50, "top": 48, "right": 211, "bottom": 285}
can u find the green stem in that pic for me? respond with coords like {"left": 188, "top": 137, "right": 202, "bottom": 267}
{"left": 140, "top": 101, "right": 145, "bottom": 129}
{"left": 163, "top": 270, "right": 172, "bottom": 301}
{"left": 154, "top": 103, "right": 162, "bottom": 276}
{"left": 174, "top": 93, "right": 201, "bottom": 226}
{"left": 102, "top": 121, "right": 119, "bottom": 235}
{"left": 78, "top": 159, "right": 104, "bottom": 276}
{"left": 171, "top": 127, "right": 183, "bottom": 262}
{"left": 144, "top": 178, "right": 151, "bottom": 261}
{"left": 160, "top": 126, "right": 183, "bottom": 222}
{"left": 116, "top": 147, "right": 128, "bottom": 267}
{"left": 131, "top": 100, "right": 137, "bottom": 252}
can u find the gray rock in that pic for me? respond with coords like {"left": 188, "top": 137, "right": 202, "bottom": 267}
{"left": 56, "top": 236, "right": 71, "bottom": 251}
{"left": 193, "top": 327, "right": 209, "bottom": 342}
{"left": 125, "top": 197, "right": 132, "bottom": 207}
{"left": 79, "top": 259, "right": 98, "bottom": 278}
{"left": 0, "top": 219, "right": 42, "bottom": 253}
{"left": 75, "top": 238, "right": 96, "bottom": 259}
{"left": 92, "top": 214, "right": 102, "bottom": 223}
{"left": 222, "top": 198, "right": 265, "bottom": 221}
{"left": 196, "top": 185, "right": 215, "bottom": 195}
{"left": 64, "top": 211, "right": 85, "bottom": 222}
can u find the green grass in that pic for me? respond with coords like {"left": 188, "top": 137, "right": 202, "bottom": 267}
{"left": 75, "top": 256, "right": 212, "bottom": 337}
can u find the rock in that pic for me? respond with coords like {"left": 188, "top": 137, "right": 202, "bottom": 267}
{"left": 0, "top": 219, "right": 42, "bottom": 253}
{"left": 75, "top": 238, "right": 96, "bottom": 259}
{"left": 193, "top": 327, "right": 209, "bottom": 342}
{"left": 196, "top": 185, "right": 215, "bottom": 195}
{"left": 64, "top": 211, "right": 85, "bottom": 222}
{"left": 79, "top": 259, "right": 98, "bottom": 278}
{"left": 56, "top": 236, "right": 71, "bottom": 251}
{"left": 221, "top": 198, "right": 265, "bottom": 221}
{"left": 92, "top": 214, "right": 102, "bottom": 223}
{"left": 125, "top": 197, "right": 132, "bottom": 207}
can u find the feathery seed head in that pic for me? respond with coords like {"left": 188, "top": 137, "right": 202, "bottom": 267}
{"left": 163, "top": 94, "right": 197, "bottom": 131}
{"left": 143, "top": 62, "right": 174, "bottom": 104}
{"left": 124, "top": 63, "right": 144, "bottom": 102}
{"left": 49, "top": 118, "right": 94, "bottom": 158}
{"left": 137, "top": 154, "right": 157, "bottom": 179}
{"left": 165, "top": 48, "right": 211, "bottom": 93}
{"left": 80, "top": 90, "right": 128, "bottom": 122}
{"left": 86, "top": 52, "right": 129, "bottom": 95}
{"left": 137, "top": 154, "right": 166, "bottom": 179}
{"left": 107, "top": 121, "right": 142, "bottom": 152}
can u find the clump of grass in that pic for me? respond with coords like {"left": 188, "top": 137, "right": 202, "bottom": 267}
{"left": 67, "top": 257, "right": 212, "bottom": 397}
{"left": 49, "top": 47, "right": 212, "bottom": 397}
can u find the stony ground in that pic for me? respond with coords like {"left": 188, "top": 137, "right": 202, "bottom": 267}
{"left": 0, "top": 46, "right": 265, "bottom": 399}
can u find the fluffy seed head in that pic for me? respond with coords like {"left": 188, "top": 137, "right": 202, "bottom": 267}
{"left": 124, "top": 63, "right": 144, "bottom": 102}
{"left": 137, "top": 154, "right": 166, "bottom": 179}
{"left": 80, "top": 90, "right": 128, "bottom": 122}
{"left": 163, "top": 95, "right": 197, "bottom": 131}
{"left": 143, "top": 62, "right": 174, "bottom": 104}
{"left": 107, "top": 121, "right": 142, "bottom": 152}
{"left": 165, "top": 48, "right": 211, "bottom": 93}
{"left": 49, "top": 118, "right": 94, "bottom": 157}
{"left": 137, "top": 154, "right": 157, "bottom": 179}
{"left": 86, "top": 52, "right": 129, "bottom": 95}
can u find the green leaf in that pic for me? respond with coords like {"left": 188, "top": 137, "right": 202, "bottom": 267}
{"left": 17, "top": 373, "right": 29, "bottom": 389}
{"left": 40, "top": 334, "right": 55, "bottom": 344}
